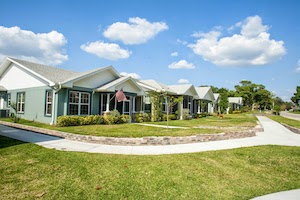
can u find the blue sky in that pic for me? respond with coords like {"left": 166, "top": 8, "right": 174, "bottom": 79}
{"left": 0, "top": 0, "right": 299, "bottom": 101}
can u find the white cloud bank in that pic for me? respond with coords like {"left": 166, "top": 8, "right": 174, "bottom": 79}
{"left": 168, "top": 60, "right": 195, "bottom": 69}
{"left": 188, "top": 16, "right": 286, "bottom": 67}
{"left": 178, "top": 79, "right": 189, "bottom": 84}
{"left": 103, "top": 17, "right": 168, "bottom": 45}
{"left": 80, "top": 41, "right": 131, "bottom": 60}
{"left": 0, "top": 26, "right": 68, "bottom": 65}
{"left": 120, "top": 72, "right": 141, "bottom": 79}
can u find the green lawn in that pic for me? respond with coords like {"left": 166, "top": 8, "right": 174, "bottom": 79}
{"left": 147, "top": 114, "right": 257, "bottom": 128}
{"left": 0, "top": 118, "right": 222, "bottom": 137}
{"left": 289, "top": 111, "right": 300, "bottom": 114}
{"left": 268, "top": 115, "right": 300, "bottom": 129}
{"left": 1, "top": 136, "right": 300, "bottom": 199}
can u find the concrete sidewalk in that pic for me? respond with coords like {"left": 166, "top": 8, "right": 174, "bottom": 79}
{"left": 280, "top": 111, "right": 300, "bottom": 121}
{"left": 251, "top": 189, "right": 300, "bottom": 200}
{"left": 0, "top": 116, "right": 300, "bottom": 155}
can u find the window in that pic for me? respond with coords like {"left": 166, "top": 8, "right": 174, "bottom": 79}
{"left": 69, "top": 91, "right": 90, "bottom": 115}
{"left": 144, "top": 96, "right": 151, "bottom": 112}
{"left": 162, "top": 96, "right": 169, "bottom": 113}
{"left": 45, "top": 91, "right": 52, "bottom": 116}
{"left": 7, "top": 93, "right": 11, "bottom": 107}
{"left": 17, "top": 92, "right": 25, "bottom": 113}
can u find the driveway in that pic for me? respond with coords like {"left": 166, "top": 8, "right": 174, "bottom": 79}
{"left": 0, "top": 116, "right": 300, "bottom": 155}
{"left": 280, "top": 111, "right": 300, "bottom": 121}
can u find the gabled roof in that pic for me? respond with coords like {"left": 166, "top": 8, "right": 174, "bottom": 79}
{"left": 168, "top": 84, "right": 198, "bottom": 97}
{"left": 0, "top": 57, "right": 120, "bottom": 88}
{"left": 195, "top": 86, "right": 215, "bottom": 101}
{"left": 61, "top": 65, "right": 120, "bottom": 85}
{"left": 0, "top": 85, "right": 7, "bottom": 91}
{"left": 228, "top": 97, "right": 243, "bottom": 105}
{"left": 6, "top": 57, "right": 79, "bottom": 84}
{"left": 139, "top": 79, "right": 171, "bottom": 93}
{"left": 213, "top": 93, "right": 220, "bottom": 101}
{"left": 96, "top": 76, "right": 145, "bottom": 95}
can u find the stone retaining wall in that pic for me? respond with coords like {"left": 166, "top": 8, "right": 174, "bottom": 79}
{"left": 0, "top": 121, "right": 263, "bottom": 146}
{"left": 281, "top": 123, "right": 300, "bottom": 134}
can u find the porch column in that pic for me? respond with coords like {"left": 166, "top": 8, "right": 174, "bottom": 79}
{"left": 197, "top": 100, "right": 200, "bottom": 114}
{"left": 179, "top": 100, "right": 183, "bottom": 120}
{"left": 106, "top": 94, "right": 110, "bottom": 112}
{"left": 132, "top": 96, "right": 136, "bottom": 113}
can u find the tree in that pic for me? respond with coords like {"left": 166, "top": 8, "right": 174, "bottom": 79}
{"left": 291, "top": 86, "right": 300, "bottom": 106}
{"left": 254, "top": 84, "right": 272, "bottom": 110}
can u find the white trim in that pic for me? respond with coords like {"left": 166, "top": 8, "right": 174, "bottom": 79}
{"left": 69, "top": 91, "right": 90, "bottom": 115}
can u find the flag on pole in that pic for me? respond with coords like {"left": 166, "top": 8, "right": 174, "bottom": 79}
{"left": 116, "top": 87, "right": 127, "bottom": 102}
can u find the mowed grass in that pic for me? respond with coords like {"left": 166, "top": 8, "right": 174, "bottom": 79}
{"left": 147, "top": 113, "right": 257, "bottom": 127}
{"left": 268, "top": 115, "right": 300, "bottom": 129}
{"left": 1, "top": 136, "right": 300, "bottom": 199}
{"left": 0, "top": 118, "right": 222, "bottom": 137}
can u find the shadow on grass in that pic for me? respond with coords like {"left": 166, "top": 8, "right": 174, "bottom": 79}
{"left": 0, "top": 135, "right": 27, "bottom": 149}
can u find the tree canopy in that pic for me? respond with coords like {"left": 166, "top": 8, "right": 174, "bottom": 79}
{"left": 291, "top": 86, "right": 300, "bottom": 106}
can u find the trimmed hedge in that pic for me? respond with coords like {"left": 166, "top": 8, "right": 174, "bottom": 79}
{"left": 57, "top": 113, "right": 131, "bottom": 127}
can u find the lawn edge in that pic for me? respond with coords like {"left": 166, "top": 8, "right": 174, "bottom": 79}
{"left": 0, "top": 120, "right": 263, "bottom": 146}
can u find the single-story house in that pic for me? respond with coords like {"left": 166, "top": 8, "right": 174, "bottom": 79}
{"left": 194, "top": 87, "right": 215, "bottom": 114}
{"left": 228, "top": 97, "right": 243, "bottom": 111}
{"left": 0, "top": 57, "right": 145, "bottom": 124}
{"left": 137, "top": 80, "right": 199, "bottom": 119}
{"left": 213, "top": 93, "right": 220, "bottom": 113}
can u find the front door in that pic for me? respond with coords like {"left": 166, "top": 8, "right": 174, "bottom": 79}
{"left": 123, "top": 100, "right": 130, "bottom": 115}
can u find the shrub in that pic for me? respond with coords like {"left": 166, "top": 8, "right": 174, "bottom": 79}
{"left": 182, "top": 109, "right": 192, "bottom": 120}
{"left": 57, "top": 112, "right": 130, "bottom": 127}
{"left": 119, "top": 114, "right": 131, "bottom": 123}
{"left": 162, "top": 114, "right": 177, "bottom": 121}
{"left": 57, "top": 116, "right": 81, "bottom": 127}
{"left": 273, "top": 105, "right": 281, "bottom": 115}
{"left": 133, "top": 112, "right": 151, "bottom": 123}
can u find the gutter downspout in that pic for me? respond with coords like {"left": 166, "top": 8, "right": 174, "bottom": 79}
{"left": 50, "top": 83, "right": 62, "bottom": 125}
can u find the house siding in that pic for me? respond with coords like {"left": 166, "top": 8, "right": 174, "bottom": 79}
{"left": 5, "top": 86, "right": 53, "bottom": 123}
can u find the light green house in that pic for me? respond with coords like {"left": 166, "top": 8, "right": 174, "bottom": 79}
{"left": 0, "top": 57, "right": 145, "bottom": 124}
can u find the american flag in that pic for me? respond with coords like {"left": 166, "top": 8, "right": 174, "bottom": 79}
{"left": 116, "top": 87, "right": 127, "bottom": 102}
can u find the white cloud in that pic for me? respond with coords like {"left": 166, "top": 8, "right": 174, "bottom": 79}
{"left": 296, "top": 59, "right": 300, "bottom": 72}
{"left": 0, "top": 26, "right": 68, "bottom": 65}
{"left": 103, "top": 17, "right": 168, "bottom": 45}
{"left": 178, "top": 79, "right": 189, "bottom": 84}
{"left": 188, "top": 15, "right": 286, "bottom": 67}
{"left": 168, "top": 60, "right": 195, "bottom": 69}
{"left": 171, "top": 52, "right": 178, "bottom": 57}
{"left": 120, "top": 72, "right": 141, "bottom": 79}
{"left": 177, "top": 39, "right": 187, "bottom": 45}
{"left": 80, "top": 40, "right": 131, "bottom": 60}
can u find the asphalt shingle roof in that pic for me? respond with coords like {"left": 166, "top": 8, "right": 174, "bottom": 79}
{"left": 9, "top": 57, "right": 80, "bottom": 83}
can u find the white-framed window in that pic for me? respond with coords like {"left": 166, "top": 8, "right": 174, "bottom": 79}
{"left": 45, "top": 91, "right": 52, "bottom": 116}
{"left": 162, "top": 96, "right": 169, "bottom": 113}
{"left": 144, "top": 96, "right": 151, "bottom": 112}
{"left": 7, "top": 93, "right": 11, "bottom": 107}
{"left": 69, "top": 91, "right": 90, "bottom": 115}
{"left": 17, "top": 92, "right": 25, "bottom": 113}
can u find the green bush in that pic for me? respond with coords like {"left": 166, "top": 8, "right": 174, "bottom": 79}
{"left": 133, "top": 112, "right": 151, "bottom": 123}
{"left": 232, "top": 110, "right": 242, "bottom": 114}
{"left": 162, "top": 114, "right": 177, "bottom": 121}
{"left": 182, "top": 109, "right": 192, "bottom": 120}
{"left": 57, "top": 116, "right": 81, "bottom": 127}
{"left": 57, "top": 111, "right": 129, "bottom": 127}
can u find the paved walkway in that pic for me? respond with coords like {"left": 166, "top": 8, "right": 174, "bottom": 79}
{"left": 251, "top": 189, "right": 300, "bottom": 200}
{"left": 0, "top": 116, "right": 300, "bottom": 155}
{"left": 280, "top": 111, "right": 300, "bottom": 121}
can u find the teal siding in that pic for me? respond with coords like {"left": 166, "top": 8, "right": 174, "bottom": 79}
{"left": 91, "top": 92, "right": 100, "bottom": 115}
{"left": 6, "top": 86, "right": 53, "bottom": 123}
